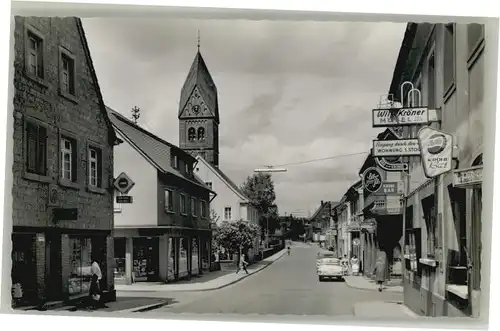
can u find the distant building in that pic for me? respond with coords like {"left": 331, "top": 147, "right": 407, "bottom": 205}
{"left": 108, "top": 109, "right": 214, "bottom": 284}
{"left": 389, "top": 22, "right": 486, "bottom": 317}
{"left": 194, "top": 155, "right": 260, "bottom": 261}
{"left": 11, "top": 17, "right": 117, "bottom": 306}
{"left": 308, "top": 201, "right": 332, "bottom": 243}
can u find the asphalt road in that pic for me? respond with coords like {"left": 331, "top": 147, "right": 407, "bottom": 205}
{"left": 148, "top": 243, "right": 403, "bottom": 316}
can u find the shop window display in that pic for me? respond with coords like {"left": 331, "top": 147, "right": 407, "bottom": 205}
{"left": 168, "top": 237, "right": 175, "bottom": 280}
{"left": 133, "top": 237, "right": 159, "bottom": 281}
{"left": 68, "top": 237, "right": 92, "bottom": 296}
{"left": 202, "top": 239, "right": 210, "bottom": 269}
{"left": 179, "top": 237, "right": 189, "bottom": 277}
{"left": 113, "top": 238, "right": 126, "bottom": 280}
{"left": 191, "top": 238, "right": 199, "bottom": 275}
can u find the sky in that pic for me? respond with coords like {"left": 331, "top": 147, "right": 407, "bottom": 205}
{"left": 82, "top": 18, "right": 406, "bottom": 217}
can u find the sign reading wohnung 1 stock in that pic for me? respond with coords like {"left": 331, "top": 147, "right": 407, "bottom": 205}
{"left": 372, "top": 107, "right": 430, "bottom": 127}
{"left": 418, "top": 126, "right": 454, "bottom": 178}
{"left": 372, "top": 139, "right": 421, "bottom": 157}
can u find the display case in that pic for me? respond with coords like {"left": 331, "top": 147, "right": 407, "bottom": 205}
{"left": 191, "top": 237, "right": 199, "bottom": 275}
{"left": 68, "top": 237, "right": 92, "bottom": 296}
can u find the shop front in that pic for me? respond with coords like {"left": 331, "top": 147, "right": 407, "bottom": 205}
{"left": 360, "top": 219, "right": 376, "bottom": 275}
{"left": 11, "top": 228, "right": 113, "bottom": 306}
{"left": 453, "top": 156, "right": 483, "bottom": 318}
{"left": 132, "top": 237, "right": 160, "bottom": 282}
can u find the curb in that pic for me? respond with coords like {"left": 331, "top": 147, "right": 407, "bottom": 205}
{"left": 344, "top": 278, "right": 403, "bottom": 293}
{"left": 180, "top": 249, "right": 288, "bottom": 292}
{"left": 117, "top": 301, "right": 169, "bottom": 313}
{"left": 117, "top": 249, "right": 287, "bottom": 294}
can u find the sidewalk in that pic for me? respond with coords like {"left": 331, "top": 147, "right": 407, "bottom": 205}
{"left": 344, "top": 275, "right": 403, "bottom": 293}
{"left": 116, "top": 248, "right": 287, "bottom": 293}
{"left": 353, "top": 301, "right": 420, "bottom": 319}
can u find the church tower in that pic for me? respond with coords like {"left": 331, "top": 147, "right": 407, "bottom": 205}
{"left": 178, "top": 37, "right": 220, "bottom": 167}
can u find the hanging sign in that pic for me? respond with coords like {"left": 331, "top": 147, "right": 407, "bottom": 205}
{"left": 372, "top": 139, "right": 421, "bottom": 157}
{"left": 453, "top": 165, "right": 483, "bottom": 188}
{"left": 362, "top": 167, "right": 383, "bottom": 193}
{"left": 373, "top": 181, "right": 405, "bottom": 196}
{"left": 418, "top": 127, "right": 453, "bottom": 178}
{"left": 372, "top": 107, "right": 430, "bottom": 127}
{"left": 113, "top": 172, "right": 135, "bottom": 194}
{"left": 375, "top": 156, "right": 408, "bottom": 172}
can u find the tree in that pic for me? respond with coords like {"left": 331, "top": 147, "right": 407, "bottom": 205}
{"left": 216, "top": 219, "right": 261, "bottom": 255}
{"left": 240, "top": 173, "right": 280, "bottom": 236}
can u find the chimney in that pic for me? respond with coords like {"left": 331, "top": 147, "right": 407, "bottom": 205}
{"left": 321, "top": 200, "right": 324, "bottom": 206}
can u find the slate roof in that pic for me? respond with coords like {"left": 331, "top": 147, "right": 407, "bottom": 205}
{"left": 196, "top": 156, "right": 250, "bottom": 202}
{"left": 107, "top": 107, "right": 213, "bottom": 192}
{"left": 178, "top": 51, "right": 219, "bottom": 122}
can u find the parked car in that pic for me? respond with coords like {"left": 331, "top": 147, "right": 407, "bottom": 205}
{"left": 317, "top": 257, "right": 343, "bottom": 281}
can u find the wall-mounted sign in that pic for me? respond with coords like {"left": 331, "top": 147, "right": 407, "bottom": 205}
{"left": 360, "top": 220, "right": 376, "bottom": 233}
{"left": 116, "top": 195, "right": 133, "bottom": 204}
{"left": 362, "top": 167, "right": 383, "bottom": 193}
{"left": 374, "top": 181, "right": 405, "bottom": 196}
{"left": 352, "top": 238, "right": 360, "bottom": 246}
{"left": 375, "top": 156, "right": 408, "bottom": 172}
{"left": 372, "top": 139, "right": 421, "bottom": 157}
{"left": 53, "top": 208, "right": 78, "bottom": 221}
{"left": 418, "top": 127, "right": 453, "bottom": 178}
{"left": 453, "top": 165, "right": 483, "bottom": 188}
{"left": 372, "top": 107, "right": 430, "bottom": 127}
{"left": 113, "top": 172, "right": 135, "bottom": 194}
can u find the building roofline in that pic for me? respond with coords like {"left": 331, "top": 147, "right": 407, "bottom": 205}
{"left": 388, "top": 23, "right": 419, "bottom": 100}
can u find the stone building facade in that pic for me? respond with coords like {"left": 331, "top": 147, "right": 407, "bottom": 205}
{"left": 11, "top": 17, "right": 116, "bottom": 306}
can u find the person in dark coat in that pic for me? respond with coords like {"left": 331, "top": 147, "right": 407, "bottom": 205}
{"left": 373, "top": 256, "right": 386, "bottom": 292}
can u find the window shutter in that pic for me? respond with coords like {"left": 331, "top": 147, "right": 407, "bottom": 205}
{"left": 37, "top": 125, "right": 47, "bottom": 175}
{"left": 26, "top": 122, "right": 38, "bottom": 173}
{"left": 97, "top": 149, "right": 103, "bottom": 188}
{"left": 71, "top": 140, "right": 77, "bottom": 182}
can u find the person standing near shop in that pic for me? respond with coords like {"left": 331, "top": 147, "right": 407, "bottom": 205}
{"left": 89, "top": 254, "right": 106, "bottom": 309}
{"left": 373, "top": 255, "right": 387, "bottom": 292}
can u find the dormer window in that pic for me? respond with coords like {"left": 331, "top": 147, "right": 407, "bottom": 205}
{"left": 197, "top": 127, "right": 205, "bottom": 141}
{"left": 171, "top": 154, "right": 178, "bottom": 169}
{"left": 188, "top": 127, "right": 196, "bottom": 141}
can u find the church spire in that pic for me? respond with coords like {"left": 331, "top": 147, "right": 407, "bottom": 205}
{"left": 197, "top": 30, "right": 200, "bottom": 52}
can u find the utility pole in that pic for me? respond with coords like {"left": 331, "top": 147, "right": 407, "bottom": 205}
{"left": 131, "top": 106, "right": 140, "bottom": 124}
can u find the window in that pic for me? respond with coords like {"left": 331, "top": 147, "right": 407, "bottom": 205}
{"left": 25, "top": 121, "right": 47, "bottom": 176}
{"left": 197, "top": 127, "right": 205, "bottom": 141}
{"left": 60, "top": 137, "right": 77, "bottom": 182}
{"left": 405, "top": 205, "right": 414, "bottom": 230}
{"left": 88, "top": 147, "right": 102, "bottom": 187}
{"left": 200, "top": 200, "right": 207, "bottom": 218}
{"left": 180, "top": 194, "right": 187, "bottom": 215}
{"left": 188, "top": 127, "right": 196, "bottom": 141}
{"left": 224, "top": 207, "right": 232, "bottom": 221}
{"left": 171, "top": 155, "right": 178, "bottom": 169}
{"left": 443, "top": 24, "right": 456, "bottom": 94}
{"left": 60, "top": 53, "right": 75, "bottom": 95}
{"left": 205, "top": 182, "right": 212, "bottom": 189}
{"left": 26, "top": 31, "right": 43, "bottom": 79}
{"left": 164, "top": 189, "right": 174, "bottom": 212}
{"left": 191, "top": 197, "right": 197, "bottom": 216}
{"left": 427, "top": 51, "right": 436, "bottom": 108}
{"left": 467, "top": 23, "right": 485, "bottom": 60}
{"left": 185, "top": 162, "right": 191, "bottom": 175}
{"left": 422, "top": 195, "right": 437, "bottom": 258}
{"left": 114, "top": 191, "right": 122, "bottom": 213}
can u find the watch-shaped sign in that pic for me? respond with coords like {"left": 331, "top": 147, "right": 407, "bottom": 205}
{"left": 113, "top": 172, "right": 135, "bottom": 195}
{"left": 362, "top": 167, "right": 383, "bottom": 194}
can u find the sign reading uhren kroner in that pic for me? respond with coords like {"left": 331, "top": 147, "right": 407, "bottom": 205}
{"left": 372, "top": 139, "right": 421, "bottom": 157}
{"left": 372, "top": 107, "right": 429, "bottom": 127}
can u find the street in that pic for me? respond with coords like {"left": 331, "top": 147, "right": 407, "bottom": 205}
{"left": 138, "top": 243, "right": 402, "bottom": 316}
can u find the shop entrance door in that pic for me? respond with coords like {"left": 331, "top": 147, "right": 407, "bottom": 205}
{"left": 133, "top": 237, "right": 159, "bottom": 282}
{"left": 45, "top": 233, "right": 62, "bottom": 300}
{"left": 11, "top": 233, "right": 37, "bottom": 306}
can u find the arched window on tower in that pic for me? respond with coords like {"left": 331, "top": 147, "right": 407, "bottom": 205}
{"left": 188, "top": 127, "right": 196, "bottom": 141}
{"left": 198, "top": 127, "right": 205, "bottom": 141}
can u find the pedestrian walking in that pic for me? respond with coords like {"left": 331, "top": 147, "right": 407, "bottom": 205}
{"left": 373, "top": 255, "right": 386, "bottom": 292}
{"left": 236, "top": 253, "right": 249, "bottom": 274}
{"left": 341, "top": 254, "right": 349, "bottom": 276}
